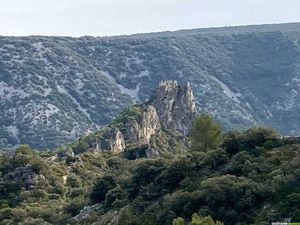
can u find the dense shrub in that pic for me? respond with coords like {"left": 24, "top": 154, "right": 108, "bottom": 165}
{"left": 90, "top": 176, "right": 117, "bottom": 203}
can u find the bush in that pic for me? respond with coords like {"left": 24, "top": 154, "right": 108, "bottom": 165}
{"left": 63, "top": 197, "right": 87, "bottom": 216}
{"left": 90, "top": 176, "right": 117, "bottom": 203}
{"left": 172, "top": 214, "right": 223, "bottom": 225}
{"left": 104, "top": 185, "right": 127, "bottom": 208}
{"left": 223, "top": 127, "right": 279, "bottom": 156}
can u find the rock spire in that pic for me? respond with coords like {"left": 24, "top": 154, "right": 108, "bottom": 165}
{"left": 149, "top": 80, "right": 196, "bottom": 135}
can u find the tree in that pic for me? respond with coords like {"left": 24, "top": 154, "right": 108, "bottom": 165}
{"left": 191, "top": 114, "right": 223, "bottom": 152}
{"left": 90, "top": 176, "right": 116, "bottom": 203}
{"left": 189, "top": 214, "right": 223, "bottom": 225}
{"left": 172, "top": 214, "right": 223, "bottom": 225}
{"left": 172, "top": 217, "right": 184, "bottom": 225}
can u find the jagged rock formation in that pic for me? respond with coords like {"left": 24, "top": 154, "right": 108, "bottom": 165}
{"left": 91, "top": 81, "right": 194, "bottom": 156}
{"left": 98, "top": 128, "right": 126, "bottom": 153}
{"left": 150, "top": 80, "right": 196, "bottom": 135}
{"left": 125, "top": 105, "right": 160, "bottom": 144}
{"left": 95, "top": 105, "right": 160, "bottom": 154}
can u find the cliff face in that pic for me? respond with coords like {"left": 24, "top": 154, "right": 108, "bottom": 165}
{"left": 96, "top": 105, "right": 160, "bottom": 153}
{"left": 93, "top": 81, "right": 194, "bottom": 155}
{"left": 150, "top": 80, "right": 196, "bottom": 135}
{"left": 88, "top": 80, "right": 195, "bottom": 155}
{"left": 125, "top": 105, "right": 161, "bottom": 144}
{"left": 98, "top": 128, "right": 125, "bottom": 153}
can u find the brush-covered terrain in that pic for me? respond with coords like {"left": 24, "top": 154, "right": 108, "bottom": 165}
{"left": 0, "top": 107, "right": 299, "bottom": 225}
{"left": 2, "top": 23, "right": 300, "bottom": 149}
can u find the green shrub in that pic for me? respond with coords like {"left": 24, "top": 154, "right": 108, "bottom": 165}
{"left": 63, "top": 197, "right": 87, "bottom": 216}
{"left": 90, "top": 176, "right": 116, "bottom": 203}
{"left": 104, "top": 185, "right": 127, "bottom": 208}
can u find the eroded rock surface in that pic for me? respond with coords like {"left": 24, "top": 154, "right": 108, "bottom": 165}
{"left": 125, "top": 105, "right": 160, "bottom": 144}
{"left": 150, "top": 80, "right": 196, "bottom": 135}
{"left": 98, "top": 128, "right": 125, "bottom": 153}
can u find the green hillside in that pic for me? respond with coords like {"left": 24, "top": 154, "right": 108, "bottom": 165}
{"left": 1, "top": 86, "right": 300, "bottom": 224}
{"left": 0, "top": 122, "right": 299, "bottom": 224}
{"left": 1, "top": 23, "right": 300, "bottom": 149}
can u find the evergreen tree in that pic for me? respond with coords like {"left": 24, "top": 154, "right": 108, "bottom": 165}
{"left": 191, "top": 114, "right": 223, "bottom": 152}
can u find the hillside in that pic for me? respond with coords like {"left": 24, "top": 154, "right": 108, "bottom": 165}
{"left": 1, "top": 22, "right": 300, "bottom": 149}
{"left": 0, "top": 81, "right": 299, "bottom": 224}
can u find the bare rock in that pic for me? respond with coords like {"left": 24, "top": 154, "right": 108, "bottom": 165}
{"left": 125, "top": 105, "right": 160, "bottom": 144}
{"left": 2, "top": 166, "right": 41, "bottom": 190}
{"left": 98, "top": 128, "right": 125, "bottom": 153}
{"left": 150, "top": 80, "right": 196, "bottom": 135}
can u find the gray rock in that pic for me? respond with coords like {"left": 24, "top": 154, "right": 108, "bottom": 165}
{"left": 145, "top": 148, "right": 160, "bottom": 158}
{"left": 2, "top": 166, "right": 41, "bottom": 190}
{"left": 150, "top": 80, "right": 196, "bottom": 135}
{"left": 125, "top": 105, "right": 160, "bottom": 144}
{"left": 73, "top": 204, "right": 100, "bottom": 222}
{"left": 98, "top": 128, "right": 125, "bottom": 153}
{"left": 57, "top": 148, "right": 75, "bottom": 158}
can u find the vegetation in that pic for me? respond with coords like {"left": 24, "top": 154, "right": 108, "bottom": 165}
{"left": 173, "top": 214, "right": 223, "bottom": 225}
{"left": 0, "top": 123, "right": 299, "bottom": 224}
{"left": 2, "top": 23, "right": 300, "bottom": 150}
{"left": 191, "top": 114, "right": 223, "bottom": 152}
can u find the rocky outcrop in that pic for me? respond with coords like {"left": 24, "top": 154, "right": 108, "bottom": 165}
{"left": 98, "top": 128, "right": 125, "bottom": 153}
{"left": 93, "top": 105, "right": 160, "bottom": 155}
{"left": 57, "top": 148, "right": 75, "bottom": 159}
{"left": 90, "top": 81, "right": 194, "bottom": 155}
{"left": 73, "top": 204, "right": 100, "bottom": 222}
{"left": 125, "top": 105, "right": 160, "bottom": 144}
{"left": 149, "top": 80, "right": 196, "bottom": 135}
{"left": 0, "top": 166, "right": 43, "bottom": 190}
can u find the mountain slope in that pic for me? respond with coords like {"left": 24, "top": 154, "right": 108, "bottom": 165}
{"left": 1, "top": 22, "right": 300, "bottom": 149}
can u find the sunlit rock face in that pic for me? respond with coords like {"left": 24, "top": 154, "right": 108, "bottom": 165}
{"left": 98, "top": 128, "right": 125, "bottom": 153}
{"left": 81, "top": 81, "right": 194, "bottom": 156}
{"left": 125, "top": 105, "right": 160, "bottom": 144}
{"left": 96, "top": 105, "right": 160, "bottom": 153}
{"left": 150, "top": 80, "right": 197, "bottom": 135}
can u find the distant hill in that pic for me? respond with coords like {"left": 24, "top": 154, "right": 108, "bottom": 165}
{"left": 1, "top": 22, "right": 300, "bottom": 149}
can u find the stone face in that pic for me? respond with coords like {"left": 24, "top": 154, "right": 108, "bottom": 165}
{"left": 125, "top": 120, "right": 140, "bottom": 143}
{"left": 140, "top": 105, "right": 161, "bottom": 143}
{"left": 94, "top": 105, "right": 160, "bottom": 154}
{"left": 98, "top": 128, "right": 125, "bottom": 153}
{"left": 125, "top": 105, "right": 160, "bottom": 144}
{"left": 150, "top": 80, "right": 196, "bottom": 135}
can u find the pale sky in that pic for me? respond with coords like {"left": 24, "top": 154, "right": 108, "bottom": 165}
{"left": 0, "top": 0, "right": 300, "bottom": 37}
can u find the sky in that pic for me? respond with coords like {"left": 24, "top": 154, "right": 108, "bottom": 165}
{"left": 0, "top": 0, "right": 300, "bottom": 37}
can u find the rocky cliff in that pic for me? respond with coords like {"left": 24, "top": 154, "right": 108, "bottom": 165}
{"left": 97, "top": 128, "right": 125, "bottom": 153}
{"left": 149, "top": 80, "right": 196, "bottom": 135}
{"left": 95, "top": 104, "right": 161, "bottom": 154}
{"left": 89, "top": 81, "right": 192, "bottom": 156}
{"left": 124, "top": 105, "right": 161, "bottom": 144}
